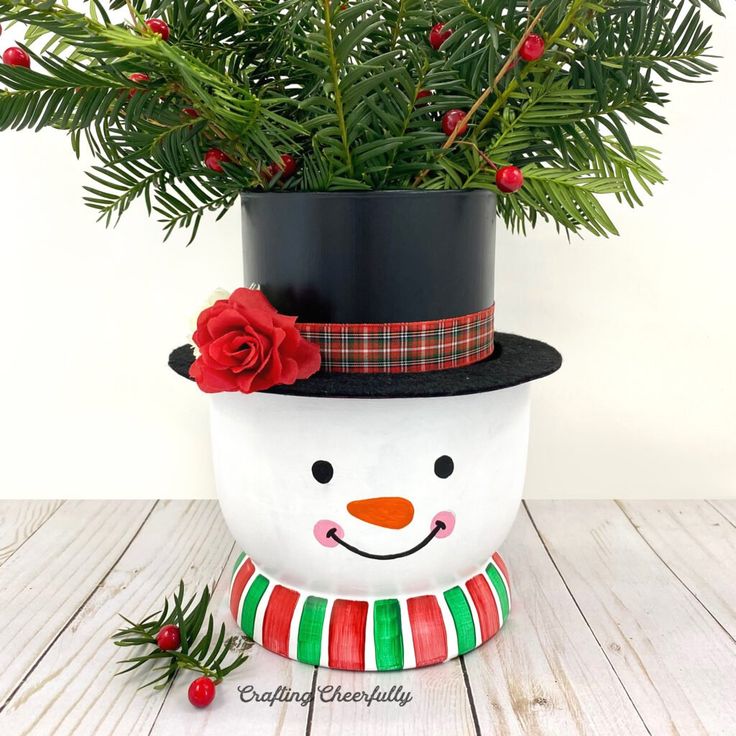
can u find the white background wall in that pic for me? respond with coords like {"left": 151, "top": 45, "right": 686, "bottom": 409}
{"left": 0, "top": 14, "right": 734, "bottom": 501}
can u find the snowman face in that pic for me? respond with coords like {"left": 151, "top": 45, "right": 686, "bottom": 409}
{"left": 210, "top": 385, "right": 530, "bottom": 597}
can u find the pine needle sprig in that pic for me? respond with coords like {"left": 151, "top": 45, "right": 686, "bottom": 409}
{"left": 111, "top": 581, "right": 248, "bottom": 690}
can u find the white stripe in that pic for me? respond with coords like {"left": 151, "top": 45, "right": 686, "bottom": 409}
{"left": 485, "top": 576, "right": 505, "bottom": 629}
{"left": 319, "top": 598, "right": 335, "bottom": 668}
{"left": 363, "top": 600, "right": 377, "bottom": 671}
{"left": 288, "top": 593, "right": 308, "bottom": 661}
{"left": 436, "top": 592, "right": 459, "bottom": 661}
{"left": 253, "top": 582, "right": 275, "bottom": 646}
{"left": 398, "top": 598, "right": 417, "bottom": 670}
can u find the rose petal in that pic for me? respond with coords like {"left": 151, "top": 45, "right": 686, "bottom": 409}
{"left": 209, "top": 332, "right": 260, "bottom": 370}
{"left": 230, "top": 288, "right": 278, "bottom": 315}
{"left": 250, "top": 345, "right": 283, "bottom": 392}
{"left": 206, "top": 309, "right": 250, "bottom": 339}
{"left": 278, "top": 357, "right": 299, "bottom": 385}
{"left": 189, "top": 358, "right": 239, "bottom": 392}
{"left": 241, "top": 304, "right": 277, "bottom": 335}
{"left": 292, "top": 338, "right": 323, "bottom": 378}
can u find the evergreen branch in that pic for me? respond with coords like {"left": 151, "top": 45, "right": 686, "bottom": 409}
{"left": 84, "top": 158, "right": 165, "bottom": 225}
{"left": 413, "top": 6, "right": 547, "bottom": 186}
{"left": 475, "top": 0, "right": 590, "bottom": 135}
{"left": 488, "top": 142, "right": 664, "bottom": 236}
{"left": 319, "top": 0, "right": 353, "bottom": 176}
{"left": 0, "top": 0, "right": 726, "bottom": 240}
{"left": 112, "top": 581, "right": 247, "bottom": 689}
{"left": 154, "top": 181, "right": 239, "bottom": 243}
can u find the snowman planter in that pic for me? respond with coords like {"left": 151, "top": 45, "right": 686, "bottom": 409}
{"left": 170, "top": 191, "right": 561, "bottom": 671}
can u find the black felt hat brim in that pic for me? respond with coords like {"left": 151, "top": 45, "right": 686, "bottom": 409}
{"left": 168, "top": 332, "right": 561, "bottom": 399}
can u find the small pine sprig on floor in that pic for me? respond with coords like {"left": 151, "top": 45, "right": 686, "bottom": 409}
{"left": 112, "top": 581, "right": 247, "bottom": 708}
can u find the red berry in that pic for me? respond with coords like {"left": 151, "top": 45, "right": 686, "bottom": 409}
{"left": 496, "top": 165, "right": 524, "bottom": 193}
{"left": 155, "top": 624, "right": 181, "bottom": 651}
{"left": 266, "top": 154, "right": 298, "bottom": 181}
{"left": 416, "top": 89, "right": 432, "bottom": 101}
{"left": 519, "top": 34, "right": 545, "bottom": 62}
{"left": 127, "top": 72, "right": 150, "bottom": 98}
{"left": 145, "top": 18, "right": 170, "bottom": 41}
{"left": 204, "top": 148, "right": 231, "bottom": 173}
{"left": 182, "top": 107, "right": 200, "bottom": 118}
{"left": 429, "top": 23, "right": 452, "bottom": 50}
{"left": 2, "top": 47, "right": 31, "bottom": 68}
{"left": 441, "top": 109, "right": 468, "bottom": 136}
{"left": 188, "top": 677, "right": 216, "bottom": 708}
{"left": 278, "top": 154, "right": 298, "bottom": 179}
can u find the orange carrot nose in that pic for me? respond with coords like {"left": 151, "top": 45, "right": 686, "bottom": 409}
{"left": 346, "top": 497, "right": 415, "bottom": 529}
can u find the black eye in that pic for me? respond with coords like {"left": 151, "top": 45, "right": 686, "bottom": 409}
{"left": 434, "top": 455, "right": 454, "bottom": 479}
{"left": 311, "top": 460, "right": 334, "bottom": 484}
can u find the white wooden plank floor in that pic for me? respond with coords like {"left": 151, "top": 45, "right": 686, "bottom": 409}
{"left": 0, "top": 500, "right": 734, "bottom": 736}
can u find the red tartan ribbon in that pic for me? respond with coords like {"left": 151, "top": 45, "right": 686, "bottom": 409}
{"left": 297, "top": 304, "right": 495, "bottom": 374}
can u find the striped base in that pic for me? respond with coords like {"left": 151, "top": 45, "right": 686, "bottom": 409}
{"left": 229, "top": 551, "right": 511, "bottom": 671}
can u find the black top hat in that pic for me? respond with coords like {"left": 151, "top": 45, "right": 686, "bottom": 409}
{"left": 169, "top": 190, "right": 561, "bottom": 398}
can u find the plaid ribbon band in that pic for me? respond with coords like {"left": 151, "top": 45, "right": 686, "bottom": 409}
{"left": 297, "top": 304, "right": 494, "bottom": 374}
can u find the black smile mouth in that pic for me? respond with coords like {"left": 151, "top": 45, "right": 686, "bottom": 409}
{"left": 326, "top": 520, "right": 447, "bottom": 560}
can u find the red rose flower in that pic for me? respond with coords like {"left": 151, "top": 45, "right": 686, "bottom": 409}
{"left": 189, "top": 288, "right": 321, "bottom": 393}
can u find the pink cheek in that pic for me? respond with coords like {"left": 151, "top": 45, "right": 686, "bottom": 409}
{"left": 432, "top": 511, "right": 455, "bottom": 538}
{"left": 313, "top": 519, "right": 344, "bottom": 548}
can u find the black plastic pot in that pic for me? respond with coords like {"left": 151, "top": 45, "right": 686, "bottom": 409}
{"left": 240, "top": 190, "right": 496, "bottom": 323}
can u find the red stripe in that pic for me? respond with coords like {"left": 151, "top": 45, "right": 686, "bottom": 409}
{"left": 262, "top": 585, "right": 300, "bottom": 657}
{"left": 328, "top": 600, "right": 368, "bottom": 670}
{"left": 492, "top": 552, "right": 510, "bottom": 586}
{"left": 407, "top": 595, "right": 448, "bottom": 666}
{"left": 229, "top": 558, "right": 255, "bottom": 622}
{"left": 466, "top": 574, "right": 500, "bottom": 642}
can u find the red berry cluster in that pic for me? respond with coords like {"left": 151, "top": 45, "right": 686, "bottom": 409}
{"left": 154, "top": 624, "right": 218, "bottom": 708}
{"left": 427, "top": 24, "right": 469, "bottom": 139}
{"left": 124, "top": 19, "right": 169, "bottom": 97}
{"left": 425, "top": 21, "right": 541, "bottom": 193}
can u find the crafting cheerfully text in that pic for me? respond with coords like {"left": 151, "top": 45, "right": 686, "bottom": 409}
{"left": 237, "top": 684, "right": 413, "bottom": 708}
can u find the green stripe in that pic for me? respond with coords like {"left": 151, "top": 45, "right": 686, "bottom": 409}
{"left": 240, "top": 574, "right": 269, "bottom": 637}
{"left": 233, "top": 551, "right": 246, "bottom": 575}
{"left": 297, "top": 596, "right": 327, "bottom": 665}
{"left": 373, "top": 599, "right": 403, "bottom": 670}
{"left": 486, "top": 563, "right": 510, "bottom": 621}
{"left": 443, "top": 586, "right": 476, "bottom": 654}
